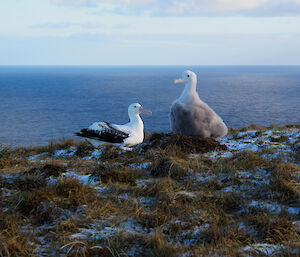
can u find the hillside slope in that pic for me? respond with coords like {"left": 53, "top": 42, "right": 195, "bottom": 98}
{"left": 0, "top": 125, "right": 299, "bottom": 256}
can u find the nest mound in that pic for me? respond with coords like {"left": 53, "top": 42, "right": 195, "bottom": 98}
{"left": 142, "top": 133, "right": 227, "bottom": 154}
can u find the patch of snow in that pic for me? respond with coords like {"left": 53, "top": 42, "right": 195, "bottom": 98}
{"left": 293, "top": 221, "right": 300, "bottom": 233}
{"left": 0, "top": 173, "right": 23, "bottom": 184}
{"left": 1, "top": 188, "right": 18, "bottom": 197}
{"left": 118, "top": 193, "right": 130, "bottom": 200}
{"left": 62, "top": 171, "right": 98, "bottom": 185}
{"left": 248, "top": 200, "right": 299, "bottom": 215}
{"left": 176, "top": 191, "right": 196, "bottom": 198}
{"left": 222, "top": 186, "right": 234, "bottom": 192}
{"left": 179, "top": 253, "right": 194, "bottom": 257}
{"left": 28, "top": 152, "right": 48, "bottom": 161}
{"left": 249, "top": 200, "right": 282, "bottom": 214}
{"left": 94, "top": 185, "right": 111, "bottom": 195}
{"left": 70, "top": 218, "right": 146, "bottom": 241}
{"left": 205, "top": 151, "right": 233, "bottom": 159}
{"left": 136, "top": 196, "right": 155, "bottom": 208}
{"left": 53, "top": 147, "right": 77, "bottom": 159}
{"left": 206, "top": 128, "right": 300, "bottom": 161}
{"left": 49, "top": 171, "right": 98, "bottom": 186}
{"left": 136, "top": 178, "right": 155, "bottom": 187}
{"left": 82, "top": 149, "right": 104, "bottom": 160}
{"left": 177, "top": 223, "right": 210, "bottom": 246}
{"left": 236, "top": 169, "right": 271, "bottom": 187}
{"left": 118, "top": 146, "right": 133, "bottom": 152}
{"left": 287, "top": 207, "right": 300, "bottom": 215}
{"left": 192, "top": 224, "right": 210, "bottom": 236}
{"left": 129, "top": 162, "right": 151, "bottom": 170}
{"left": 251, "top": 169, "right": 271, "bottom": 185}
{"left": 186, "top": 170, "right": 217, "bottom": 183}
{"left": 242, "top": 243, "right": 282, "bottom": 255}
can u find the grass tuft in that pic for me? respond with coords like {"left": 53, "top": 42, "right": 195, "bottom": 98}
{"left": 149, "top": 155, "right": 188, "bottom": 178}
{"left": 147, "top": 230, "right": 179, "bottom": 257}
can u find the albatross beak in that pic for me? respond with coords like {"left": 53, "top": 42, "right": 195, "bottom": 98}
{"left": 139, "top": 107, "right": 152, "bottom": 115}
{"left": 173, "top": 78, "right": 185, "bottom": 84}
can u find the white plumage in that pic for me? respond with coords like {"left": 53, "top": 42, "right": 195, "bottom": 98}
{"left": 76, "top": 103, "right": 152, "bottom": 147}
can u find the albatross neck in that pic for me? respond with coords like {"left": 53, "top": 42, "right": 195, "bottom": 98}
{"left": 129, "top": 114, "right": 144, "bottom": 129}
{"left": 179, "top": 79, "right": 197, "bottom": 103}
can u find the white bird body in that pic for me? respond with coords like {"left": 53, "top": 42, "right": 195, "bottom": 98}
{"left": 170, "top": 70, "right": 228, "bottom": 139}
{"left": 76, "top": 103, "right": 151, "bottom": 147}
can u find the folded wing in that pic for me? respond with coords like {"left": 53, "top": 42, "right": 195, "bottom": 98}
{"left": 75, "top": 121, "right": 129, "bottom": 144}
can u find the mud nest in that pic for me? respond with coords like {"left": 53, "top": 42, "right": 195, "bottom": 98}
{"left": 142, "top": 133, "right": 227, "bottom": 154}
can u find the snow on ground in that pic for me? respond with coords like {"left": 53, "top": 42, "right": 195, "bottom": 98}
{"left": 28, "top": 152, "right": 48, "bottom": 162}
{"left": 248, "top": 200, "right": 299, "bottom": 215}
{"left": 242, "top": 243, "right": 283, "bottom": 256}
{"left": 53, "top": 147, "right": 77, "bottom": 159}
{"left": 135, "top": 178, "right": 156, "bottom": 187}
{"left": 70, "top": 218, "right": 147, "bottom": 241}
{"left": 81, "top": 149, "right": 104, "bottom": 160}
{"left": 129, "top": 162, "right": 152, "bottom": 169}
{"left": 293, "top": 221, "right": 300, "bottom": 233}
{"left": 49, "top": 171, "right": 99, "bottom": 186}
{"left": 206, "top": 128, "right": 300, "bottom": 162}
{"left": 2, "top": 127, "right": 300, "bottom": 256}
{"left": 136, "top": 196, "right": 155, "bottom": 208}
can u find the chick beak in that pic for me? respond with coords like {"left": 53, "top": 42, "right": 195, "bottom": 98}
{"left": 173, "top": 78, "right": 185, "bottom": 84}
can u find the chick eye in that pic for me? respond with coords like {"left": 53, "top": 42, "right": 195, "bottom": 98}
{"left": 187, "top": 75, "right": 190, "bottom": 77}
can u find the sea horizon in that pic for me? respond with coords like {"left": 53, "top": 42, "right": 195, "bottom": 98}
{"left": 0, "top": 65, "right": 299, "bottom": 147}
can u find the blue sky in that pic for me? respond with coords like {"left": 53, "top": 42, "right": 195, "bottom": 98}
{"left": 1, "top": 0, "right": 300, "bottom": 65}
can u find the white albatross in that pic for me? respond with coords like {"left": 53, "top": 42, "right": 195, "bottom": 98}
{"left": 76, "top": 103, "right": 152, "bottom": 147}
{"left": 170, "top": 70, "right": 228, "bottom": 139}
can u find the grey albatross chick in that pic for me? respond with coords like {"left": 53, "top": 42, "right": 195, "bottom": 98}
{"left": 76, "top": 103, "right": 152, "bottom": 147}
{"left": 170, "top": 70, "right": 228, "bottom": 139}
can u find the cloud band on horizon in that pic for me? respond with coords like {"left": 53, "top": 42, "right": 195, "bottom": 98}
{"left": 50, "top": 0, "right": 300, "bottom": 16}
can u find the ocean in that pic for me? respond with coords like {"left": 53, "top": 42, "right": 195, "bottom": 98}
{"left": 0, "top": 66, "right": 299, "bottom": 147}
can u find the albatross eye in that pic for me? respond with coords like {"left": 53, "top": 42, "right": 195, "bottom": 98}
{"left": 187, "top": 74, "right": 190, "bottom": 77}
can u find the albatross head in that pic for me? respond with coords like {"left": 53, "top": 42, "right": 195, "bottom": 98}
{"left": 128, "top": 103, "right": 152, "bottom": 116}
{"left": 174, "top": 70, "right": 197, "bottom": 85}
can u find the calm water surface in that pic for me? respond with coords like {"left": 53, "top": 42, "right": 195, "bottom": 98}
{"left": 0, "top": 66, "right": 299, "bottom": 146}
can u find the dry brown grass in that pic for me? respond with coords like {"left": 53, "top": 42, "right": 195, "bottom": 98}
{"left": 245, "top": 212, "right": 298, "bottom": 244}
{"left": 147, "top": 230, "right": 179, "bottom": 257}
{"left": 149, "top": 155, "right": 189, "bottom": 178}
{"left": 75, "top": 142, "right": 95, "bottom": 157}
{"left": 294, "top": 146, "right": 300, "bottom": 161}
{"left": 228, "top": 151, "right": 269, "bottom": 170}
{"left": 61, "top": 241, "right": 112, "bottom": 257}
{"left": 270, "top": 135, "right": 290, "bottom": 143}
{"left": 54, "top": 178, "right": 99, "bottom": 209}
{"left": 135, "top": 211, "right": 168, "bottom": 229}
{"left": 3, "top": 173, "right": 48, "bottom": 191}
{"left": 93, "top": 165, "right": 142, "bottom": 185}
{"left": 1, "top": 127, "right": 300, "bottom": 256}
{"left": 0, "top": 144, "right": 29, "bottom": 171}
{"left": 144, "top": 177, "right": 180, "bottom": 197}
{"left": 17, "top": 138, "right": 77, "bottom": 157}
{"left": 269, "top": 162, "right": 300, "bottom": 204}
{"left": 10, "top": 189, "right": 59, "bottom": 225}
{"left": 0, "top": 211, "right": 34, "bottom": 256}
{"left": 26, "top": 163, "right": 67, "bottom": 177}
